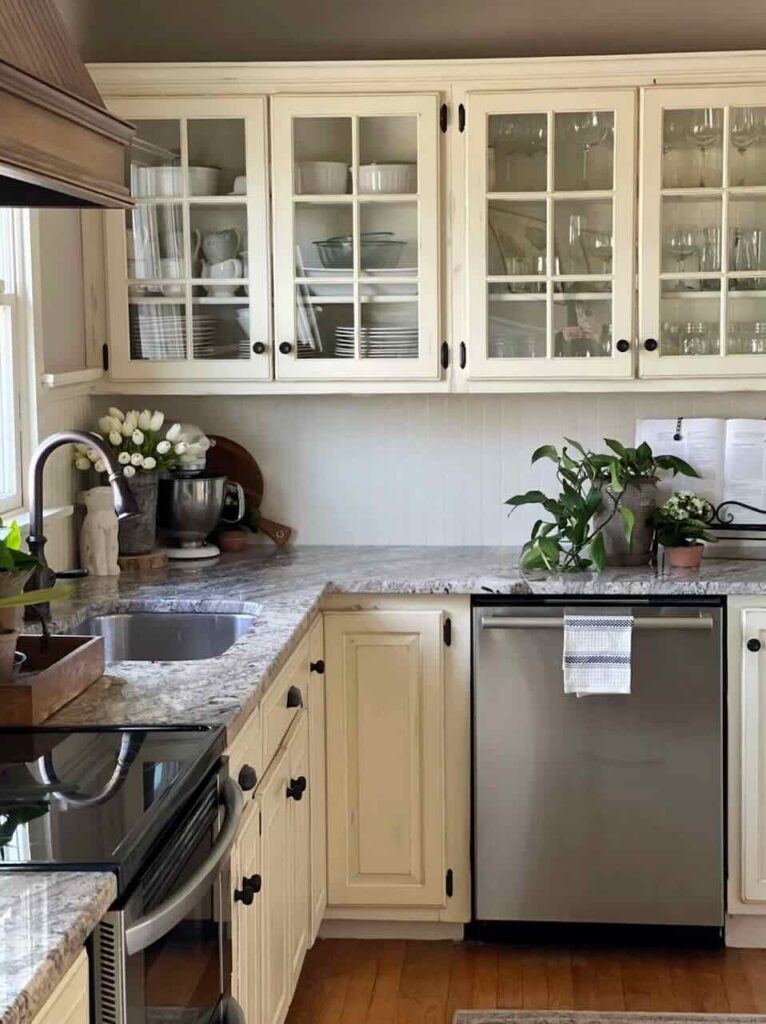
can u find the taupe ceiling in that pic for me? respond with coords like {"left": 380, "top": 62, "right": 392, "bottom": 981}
{"left": 55, "top": 0, "right": 766, "bottom": 62}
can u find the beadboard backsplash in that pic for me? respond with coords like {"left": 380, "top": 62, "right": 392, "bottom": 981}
{"left": 104, "top": 393, "right": 766, "bottom": 547}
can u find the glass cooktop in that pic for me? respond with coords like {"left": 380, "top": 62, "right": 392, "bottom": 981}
{"left": 0, "top": 726, "right": 224, "bottom": 891}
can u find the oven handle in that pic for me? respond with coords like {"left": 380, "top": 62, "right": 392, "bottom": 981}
{"left": 480, "top": 615, "right": 714, "bottom": 631}
{"left": 124, "top": 777, "right": 244, "bottom": 956}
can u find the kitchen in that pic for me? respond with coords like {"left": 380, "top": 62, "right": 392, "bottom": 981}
{"left": 7, "top": 2, "right": 766, "bottom": 1023}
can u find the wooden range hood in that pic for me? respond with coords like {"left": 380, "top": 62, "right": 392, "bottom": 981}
{"left": 0, "top": 0, "right": 134, "bottom": 207}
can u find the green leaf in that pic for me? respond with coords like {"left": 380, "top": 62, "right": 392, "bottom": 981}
{"left": 590, "top": 531, "right": 606, "bottom": 572}
{"left": 563, "top": 437, "right": 587, "bottom": 456}
{"left": 504, "top": 490, "right": 549, "bottom": 508}
{"left": 531, "top": 444, "right": 559, "bottom": 465}
{"left": 655, "top": 455, "right": 701, "bottom": 478}
{"left": 636, "top": 441, "right": 653, "bottom": 463}
{"left": 0, "top": 584, "right": 71, "bottom": 609}
{"left": 4, "top": 521, "right": 22, "bottom": 551}
{"left": 537, "top": 535, "right": 561, "bottom": 570}
{"left": 621, "top": 505, "right": 635, "bottom": 544}
{"left": 520, "top": 542, "right": 548, "bottom": 570}
{"left": 609, "top": 459, "right": 624, "bottom": 493}
{"left": 604, "top": 438, "right": 628, "bottom": 457}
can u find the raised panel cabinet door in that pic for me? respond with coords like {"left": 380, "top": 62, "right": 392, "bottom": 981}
{"left": 308, "top": 616, "right": 327, "bottom": 942}
{"left": 324, "top": 610, "right": 446, "bottom": 907}
{"left": 286, "top": 711, "right": 311, "bottom": 985}
{"left": 741, "top": 609, "right": 766, "bottom": 901}
{"left": 102, "top": 95, "right": 272, "bottom": 383}
{"left": 463, "top": 88, "right": 637, "bottom": 382}
{"left": 232, "top": 804, "right": 262, "bottom": 1024}
{"left": 271, "top": 92, "right": 442, "bottom": 382}
{"left": 640, "top": 85, "right": 766, "bottom": 380}
{"left": 32, "top": 949, "right": 88, "bottom": 1024}
{"left": 259, "top": 746, "right": 292, "bottom": 1024}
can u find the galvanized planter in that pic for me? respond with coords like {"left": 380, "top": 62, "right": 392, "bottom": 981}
{"left": 595, "top": 478, "right": 659, "bottom": 566}
{"left": 118, "top": 473, "right": 159, "bottom": 556}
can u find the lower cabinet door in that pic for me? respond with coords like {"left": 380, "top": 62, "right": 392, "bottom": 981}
{"left": 260, "top": 745, "right": 292, "bottom": 1024}
{"left": 741, "top": 609, "right": 766, "bottom": 902}
{"left": 324, "top": 610, "right": 446, "bottom": 907}
{"left": 308, "top": 617, "right": 327, "bottom": 943}
{"left": 232, "top": 804, "right": 262, "bottom": 1024}
{"left": 32, "top": 950, "right": 88, "bottom": 1024}
{"left": 287, "top": 711, "right": 311, "bottom": 984}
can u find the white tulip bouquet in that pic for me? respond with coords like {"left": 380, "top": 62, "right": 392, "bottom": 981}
{"left": 73, "top": 407, "right": 211, "bottom": 478}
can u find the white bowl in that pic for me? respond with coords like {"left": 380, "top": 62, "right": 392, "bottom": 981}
{"left": 358, "top": 163, "right": 417, "bottom": 194}
{"left": 294, "top": 161, "right": 349, "bottom": 195}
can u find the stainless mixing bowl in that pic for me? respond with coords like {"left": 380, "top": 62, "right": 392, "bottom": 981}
{"left": 158, "top": 475, "right": 226, "bottom": 548}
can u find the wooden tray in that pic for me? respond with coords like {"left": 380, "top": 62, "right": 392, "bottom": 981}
{"left": 0, "top": 634, "right": 105, "bottom": 726}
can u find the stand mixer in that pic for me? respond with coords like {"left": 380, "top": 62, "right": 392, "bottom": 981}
{"left": 158, "top": 475, "right": 245, "bottom": 559}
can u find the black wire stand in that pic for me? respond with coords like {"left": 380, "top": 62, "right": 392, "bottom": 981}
{"left": 709, "top": 501, "right": 766, "bottom": 532}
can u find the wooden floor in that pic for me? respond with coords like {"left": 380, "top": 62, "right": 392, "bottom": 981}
{"left": 285, "top": 938, "right": 766, "bottom": 1022}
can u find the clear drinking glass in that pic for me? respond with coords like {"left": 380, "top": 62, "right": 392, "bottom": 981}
{"left": 730, "top": 107, "right": 765, "bottom": 186}
{"left": 679, "top": 320, "right": 716, "bottom": 356}
{"left": 664, "top": 229, "right": 699, "bottom": 279}
{"left": 686, "top": 109, "right": 723, "bottom": 187}
{"left": 567, "top": 112, "right": 611, "bottom": 186}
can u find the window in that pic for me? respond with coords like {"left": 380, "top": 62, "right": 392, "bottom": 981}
{"left": 0, "top": 210, "right": 31, "bottom": 515}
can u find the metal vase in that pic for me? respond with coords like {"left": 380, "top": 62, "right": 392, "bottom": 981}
{"left": 594, "top": 478, "right": 659, "bottom": 567}
{"left": 118, "top": 473, "right": 159, "bottom": 556}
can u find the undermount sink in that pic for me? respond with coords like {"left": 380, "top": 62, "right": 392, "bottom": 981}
{"left": 69, "top": 612, "right": 255, "bottom": 662}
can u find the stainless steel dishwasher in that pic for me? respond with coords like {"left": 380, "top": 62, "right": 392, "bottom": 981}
{"left": 473, "top": 598, "right": 724, "bottom": 929}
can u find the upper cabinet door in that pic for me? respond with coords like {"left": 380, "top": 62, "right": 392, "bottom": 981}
{"left": 464, "top": 89, "right": 637, "bottom": 381}
{"left": 104, "top": 96, "right": 272, "bottom": 381}
{"left": 271, "top": 93, "right": 441, "bottom": 381}
{"left": 640, "top": 85, "right": 766, "bottom": 379}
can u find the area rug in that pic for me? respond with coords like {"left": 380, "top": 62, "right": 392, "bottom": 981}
{"left": 454, "top": 1014, "right": 766, "bottom": 1023}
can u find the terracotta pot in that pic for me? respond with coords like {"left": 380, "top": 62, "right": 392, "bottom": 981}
{"left": 594, "top": 478, "right": 659, "bottom": 566}
{"left": 0, "top": 629, "right": 19, "bottom": 683}
{"left": 666, "top": 544, "right": 704, "bottom": 569}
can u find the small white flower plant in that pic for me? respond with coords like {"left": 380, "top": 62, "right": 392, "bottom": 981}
{"left": 73, "top": 408, "right": 211, "bottom": 479}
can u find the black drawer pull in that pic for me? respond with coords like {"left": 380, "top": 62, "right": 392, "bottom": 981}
{"left": 279, "top": 341, "right": 293, "bottom": 354}
{"left": 643, "top": 338, "right": 658, "bottom": 352}
{"left": 748, "top": 638, "right": 762, "bottom": 652}
{"left": 310, "top": 659, "right": 324, "bottom": 674}
{"left": 252, "top": 342, "right": 266, "bottom": 354}
{"left": 234, "top": 884, "right": 254, "bottom": 906}
{"left": 286, "top": 685, "right": 303, "bottom": 708}
{"left": 287, "top": 775, "right": 307, "bottom": 801}
{"left": 237, "top": 764, "right": 257, "bottom": 792}
{"left": 616, "top": 339, "right": 630, "bottom": 353}
{"left": 244, "top": 873, "right": 262, "bottom": 893}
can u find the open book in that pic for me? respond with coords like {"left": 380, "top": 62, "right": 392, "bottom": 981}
{"left": 635, "top": 418, "right": 766, "bottom": 525}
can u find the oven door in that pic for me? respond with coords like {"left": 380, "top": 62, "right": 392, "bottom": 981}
{"left": 93, "top": 772, "right": 244, "bottom": 1024}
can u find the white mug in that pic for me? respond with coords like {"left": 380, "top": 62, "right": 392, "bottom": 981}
{"left": 202, "top": 257, "right": 243, "bottom": 296}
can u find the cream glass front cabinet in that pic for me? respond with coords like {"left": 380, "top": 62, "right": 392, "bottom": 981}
{"left": 91, "top": 55, "right": 766, "bottom": 392}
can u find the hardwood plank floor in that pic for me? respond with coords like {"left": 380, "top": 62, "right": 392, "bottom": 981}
{"left": 285, "top": 939, "right": 766, "bottom": 1023}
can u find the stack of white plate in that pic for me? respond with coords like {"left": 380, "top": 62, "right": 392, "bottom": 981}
{"left": 129, "top": 308, "right": 187, "bottom": 361}
{"left": 334, "top": 326, "right": 418, "bottom": 359}
{"left": 192, "top": 315, "right": 248, "bottom": 359}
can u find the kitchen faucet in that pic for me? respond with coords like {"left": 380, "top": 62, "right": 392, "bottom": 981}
{"left": 26, "top": 430, "right": 139, "bottom": 613}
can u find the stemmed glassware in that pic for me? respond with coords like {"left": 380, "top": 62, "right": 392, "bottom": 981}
{"left": 686, "top": 109, "right": 722, "bottom": 186}
{"left": 730, "top": 107, "right": 765, "bottom": 185}
{"left": 569, "top": 213, "right": 612, "bottom": 275}
{"left": 568, "top": 112, "right": 611, "bottom": 186}
{"left": 664, "top": 229, "right": 699, "bottom": 284}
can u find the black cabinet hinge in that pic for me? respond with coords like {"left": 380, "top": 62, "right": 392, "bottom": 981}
{"left": 458, "top": 104, "right": 466, "bottom": 132}
{"left": 443, "top": 616, "right": 452, "bottom": 647}
{"left": 459, "top": 341, "right": 467, "bottom": 370}
{"left": 101, "top": 343, "right": 109, "bottom": 371}
{"left": 440, "top": 341, "right": 449, "bottom": 370}
{"left": 440, "top": 103, "right": 448, "bottom": 133}
{"left": 446, "top": 868, "right": 454, "bottom": 898}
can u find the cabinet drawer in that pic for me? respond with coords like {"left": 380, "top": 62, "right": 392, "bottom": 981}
{"left": 226, "top": 704, "right": 262, "bottom": 796}
{"left": 32, "top": 950, "right": 88, "bottom": 1024}
{"left": 261, "top": 633, "right": 310, "bottom": 771}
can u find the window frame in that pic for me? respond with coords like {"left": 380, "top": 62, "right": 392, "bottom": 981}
{"left": 0, "top": 209, "right": 35, "bottom": 518}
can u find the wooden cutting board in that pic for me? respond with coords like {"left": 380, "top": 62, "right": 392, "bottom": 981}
{"left": 207, "top": 435, "right": 292, "bottom": 546}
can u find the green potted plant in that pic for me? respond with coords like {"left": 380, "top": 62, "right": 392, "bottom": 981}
{"left": 505, "top": 441, "right": 615, "bottom": 572}
{"left": 650, "top": 491, "right": 716, "bottom": 569}
{"left": 0, "top": 518, "right": 67, "bottom": 681}
{"left": 585, "top": 439, "right": 700, "bottom": 566}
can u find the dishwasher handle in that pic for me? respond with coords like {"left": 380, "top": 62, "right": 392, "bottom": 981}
{"left": 480, "top": 615, "right": 714, "bottom": 631}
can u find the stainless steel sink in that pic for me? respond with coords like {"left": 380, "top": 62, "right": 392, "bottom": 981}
{"left": 70, "top": 612, "right": 254, "bottom": 662}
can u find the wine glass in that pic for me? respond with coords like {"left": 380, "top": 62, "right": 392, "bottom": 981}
{"left": 568, "top": 112, "right": 611, "bottom": 186}
{"left": 730, "top": 107, "right": 765, "bottom": 185}
{"left": 662, "top": 110, "right": 689, "bottom": 186}
{"left": 664, "top": 229, "right": 699, "bottom": 285}
{"left": 686, "top": 108, "right": 722, "bottom": 186}
{"left": 569, "top": 213, "right": 612, "bottom": 276}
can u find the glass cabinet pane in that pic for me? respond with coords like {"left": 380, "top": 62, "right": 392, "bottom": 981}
{"left": 129, "top": 303, "right": 187, "bottom": 361}
{"left": 360, "top": 203, "right": 417, "bottom": 272}
{"left": 293, "top": 117, "right": 352, "bottom": 195}
{"left": 358, "top": 116, "right": 417, "bottom": 194}
{"left": 187, "top": 119, "right": 245, "bottom": 196}
{"left": 554, "top": 198, "right": 613, "bottom": 276}
{"left": 127, "top": 204, "right": 185, "bottom": 292}
{"left": 660, "top": 196, "right": 721, "bottom": 276}
{"left": 129, "top": 121, "right": 182, "bottom": 197}
{"left": 487, "top": 201, "right": 546, "bottom": 275}
{"left": 295, "top": 203, "right": 353, "bottom": 274}
{"left": 729, "top": 107, "right": 766, "bottom": 187}
{"left": 191, "top": 303, "right": 250, "bottom": 360}
{"left": 554, "top": 111, "right": 614, "bottom": 191}
{"left": 554, "top": 295, "right": 612, "bottom": 357}
{"left": 488, "top": 288, "right": 546, "bottom": 358}
{"left": 661, "top": 108, "right": 723, "bottom": 189}
{"left": 488, "top": 114, "right": 547, "bottom": 192}
{"left": 660, "top": 282, "right": 721, "bottom": 356}
{"left": 295, "top": 288, "right": 353, "bottom": 358}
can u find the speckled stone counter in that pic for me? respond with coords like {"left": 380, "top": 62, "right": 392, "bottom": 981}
{"left": 42, "top": 544, "right": 766, "bottom": 738}
{"left": 0, "top": 872, "right": 116, "bottom": 1024}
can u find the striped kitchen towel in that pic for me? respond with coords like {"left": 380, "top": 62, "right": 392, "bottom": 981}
{"left": 562, "top": 610, "right": 634, "bottom": 696}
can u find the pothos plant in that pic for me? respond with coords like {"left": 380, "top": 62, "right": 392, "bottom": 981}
{"left": 586, "top": 438, "right": 700, "bottom": 493}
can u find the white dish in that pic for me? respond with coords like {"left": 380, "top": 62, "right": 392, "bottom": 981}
{"left": 294, "top": 161, "right": 349, "bottom": 195}
{"left": 358, "top": 163, "right": 417, "bottom": 194}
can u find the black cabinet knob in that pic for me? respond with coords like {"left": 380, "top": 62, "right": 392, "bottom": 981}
{"left": 310, "top": 659, "right": 325, "bottom": 674}
{"left": 279, "top": 342, "right": 293, "bottom": 354}
{"left": 286, "top": 685, "right": 303, "bottom": 708}
{"left": 244, "top": 873, "right": 262, "bottom": 894}
{"left": 252, "top": 342, "right": 266, "bottom": 354}
{"left": 237, "top": 764, "right": 257, "bottom": 792}
{"left": 643, "top": 338, "right": 658, "bottom": 352}
{"left": 748, "top": 638, "right": 762, "bottom": 652}
{"left": 616, "top": 339, "right": 630, "bottom": 353}
{"left": 234, "top": 884, "right": 254, "bottom": 906}
{"left": 287, "top": 775, "right": 307, "bottom": 801}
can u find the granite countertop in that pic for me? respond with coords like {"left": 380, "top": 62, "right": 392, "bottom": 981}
{"left": 6, "top": 544, "right": 766, "bottom": 1023}
{"left": 0, "top": 872, "right": 116, "bottom": 1024}
{"left": 42, "top": 544, "right": 766, "bottom": 737}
